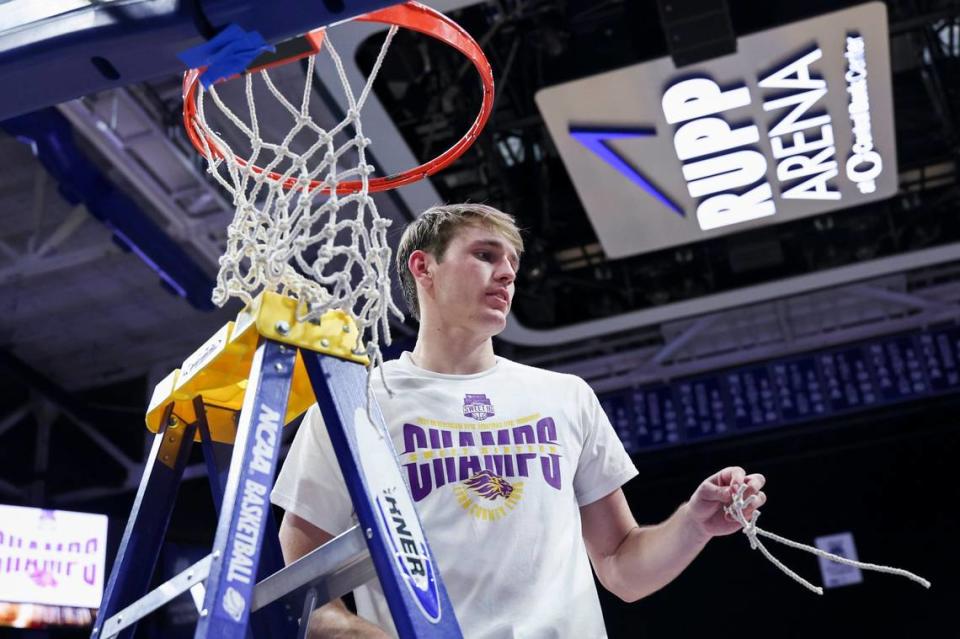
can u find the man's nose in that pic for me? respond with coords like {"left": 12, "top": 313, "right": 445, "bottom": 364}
{"left": 495, "top": 258, "right": 516, "bottom": 284}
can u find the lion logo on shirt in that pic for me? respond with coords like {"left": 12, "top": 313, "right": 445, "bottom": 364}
{"left": 463, "top": 470, "right": 514, "bottom": 500}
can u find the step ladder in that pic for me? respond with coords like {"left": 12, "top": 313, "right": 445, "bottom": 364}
{"left": 91, "top": 291, "right": 462, "bottom": 639}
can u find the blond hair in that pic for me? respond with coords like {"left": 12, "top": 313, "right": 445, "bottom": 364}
{"left": 396, "top": 203, "right": 523, "bottom": 320}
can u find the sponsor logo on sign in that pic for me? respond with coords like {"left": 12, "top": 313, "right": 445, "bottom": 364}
{"left": 843, "top": 33, "right": 882, "bottom": 194}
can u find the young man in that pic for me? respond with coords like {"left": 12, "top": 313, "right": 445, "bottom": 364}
{"left": 271, "top": 203, "right": 767, "bottom": 638}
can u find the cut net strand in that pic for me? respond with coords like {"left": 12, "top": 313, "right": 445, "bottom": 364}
{"left": 724, "top": 484, "right": 932, "bottom": 595}
{"left": 190, "top": 27, "right": 403, "bottom": 381}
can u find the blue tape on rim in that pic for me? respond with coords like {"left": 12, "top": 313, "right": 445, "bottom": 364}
{"left": 177, "top": 23, "right": 275, "bottom": 88}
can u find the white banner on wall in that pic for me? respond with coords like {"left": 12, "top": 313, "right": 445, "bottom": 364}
{"left": 0, "top": 504, "right": 108, "bottom": 608}
{"left": 536, "top": 2, "right": 896, "bottom": 258}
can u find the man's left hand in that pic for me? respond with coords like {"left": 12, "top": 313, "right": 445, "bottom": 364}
{"left": 685, "top": 466, "right": 766, "bottom": 539}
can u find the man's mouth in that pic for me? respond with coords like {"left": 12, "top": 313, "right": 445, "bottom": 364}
{"left": 486, "top": 289, "right": 510, "bottom": 307}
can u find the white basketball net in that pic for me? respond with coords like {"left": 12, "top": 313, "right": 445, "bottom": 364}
{"left": 190, "top": 27, "right": 402, "bottom": 371}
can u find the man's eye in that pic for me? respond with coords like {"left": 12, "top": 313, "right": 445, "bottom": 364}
{"left": 476, "top": 252, "right": 491, "bottom": 260}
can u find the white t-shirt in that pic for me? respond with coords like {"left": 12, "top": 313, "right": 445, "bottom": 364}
{"left": 271, "top": 352, "right": 638, "bottom": 638}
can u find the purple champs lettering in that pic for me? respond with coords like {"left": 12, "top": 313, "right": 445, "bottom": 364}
{"left": 399, "top": 418, "right": 565, "bottom": 502}
{"left": 512, "top": 424, "right": 538, "bottom": 477}
{"left": 457, "top": 432, "right": 482, "bottom": 480}
{"left": 402, "top": 423, "right": 432, "bottom": 501}
{"left": 537, "top": 417, "right": 562, "bottom": 490}
{"left": 479, "top": 429, "right": 514, "bottom": 477}
{"left": 429, "top": 428, "right": 456, "bottom": 490}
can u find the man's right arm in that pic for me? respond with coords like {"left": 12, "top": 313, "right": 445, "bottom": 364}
{"left": 278, "top": 511, "right": 390, "bottom": 638}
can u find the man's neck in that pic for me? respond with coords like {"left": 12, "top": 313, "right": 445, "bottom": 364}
{"left": 410, "top": 324, "right": 497, "bottom": 375}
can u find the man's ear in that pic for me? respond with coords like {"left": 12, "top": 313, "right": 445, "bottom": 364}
{"left": 408, "top": 249, "right": 432, "bottom": 288}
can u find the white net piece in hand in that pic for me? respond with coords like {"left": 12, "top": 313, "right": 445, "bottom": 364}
{"left": 725, "top": 484, "right": 931, "bottom": 595}
{"left": 190, "top": 27, "right": 403, "bottom": 371}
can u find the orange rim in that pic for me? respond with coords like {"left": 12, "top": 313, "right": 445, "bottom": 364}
{"left": 182, "top": 1, "right": 494, "bottom": 194}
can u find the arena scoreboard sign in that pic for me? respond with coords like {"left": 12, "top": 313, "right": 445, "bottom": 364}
{"left": 536, "top": 2, "right": 895, "bottom": 258}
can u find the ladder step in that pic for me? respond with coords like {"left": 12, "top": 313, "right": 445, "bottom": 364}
{"left": 100, "top": 525, "right": 373, "bottom": 639}
{"left": 253, "top": 524, "right": 374, "bottom": 613}
{"left": 99, "top": 553, "right": 213, "bottom": 639}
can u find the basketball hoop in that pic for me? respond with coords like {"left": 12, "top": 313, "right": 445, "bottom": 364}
{"left": 182, "top": 1, "right": 494, "bottom": 194}
{"left": 179, "top": 2, "right": 494, "bottom": 377}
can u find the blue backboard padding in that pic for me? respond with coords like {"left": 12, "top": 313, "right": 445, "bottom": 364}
{"left": 0, "top": 0, "right": 397, "bottom": 121}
